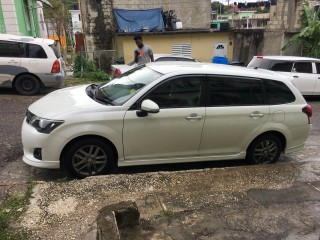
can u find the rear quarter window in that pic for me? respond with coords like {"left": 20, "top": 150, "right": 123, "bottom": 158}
{"left": 264, "top": 79, "right": 295, "bottom": 104}
{"left": 49, "top": 45, "right": 60, "bottom": 59}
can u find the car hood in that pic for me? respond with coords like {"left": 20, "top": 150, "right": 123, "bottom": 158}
{"left": 28, "top": 85, "right": 103, "bottom": 118}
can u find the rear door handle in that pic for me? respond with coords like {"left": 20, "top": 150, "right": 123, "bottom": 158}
{"left": 293, "top": 76, "right": 299, "bottom": 78}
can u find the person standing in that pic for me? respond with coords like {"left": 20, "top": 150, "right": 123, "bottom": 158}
{"left": 134, "top": 35, "right": 154, "bottom": 65}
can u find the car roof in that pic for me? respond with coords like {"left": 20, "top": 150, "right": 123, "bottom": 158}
{"left": 254, "top": 55, "right": 320, "bottom": 62}
{"left": 0, "top": 34, "right": 55, "bottom": 45}
{"left": 146, "top": 62, "right": 292, "bottom": 81}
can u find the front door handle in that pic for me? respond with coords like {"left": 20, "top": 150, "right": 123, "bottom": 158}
{"left": 293, "top": 76, "right": 299, "bottom": 78}
{"left": 186, "top": 114, "right": 203, "bottom": 121}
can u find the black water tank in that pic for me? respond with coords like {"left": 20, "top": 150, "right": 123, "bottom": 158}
{"left": 220, "top": 22, "right": 229, "bottom": 30}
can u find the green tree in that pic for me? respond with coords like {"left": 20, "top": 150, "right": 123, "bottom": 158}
{"left": 282, "top": 1, "right": 320, "bottom": 57}
{"left": 211, "top": 1, "right": 220, "bottom": 11}
{"left": 43, "top": 0, "right": 73, "bottom": 58}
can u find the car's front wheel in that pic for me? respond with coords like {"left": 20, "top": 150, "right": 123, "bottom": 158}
{"left": 246, "top": 134, "right": 282, "bottom": 164}
{"left": 14, "top": 74, "right": 41, "bottom": 95}
{"left": 65, "top": 138, "right": 116, "bottom": 178}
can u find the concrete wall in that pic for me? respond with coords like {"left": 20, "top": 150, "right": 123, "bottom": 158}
{"left": 234, "top": 0, "right": 306, "bottom": 66}
{"left": 79, "top": 0, "right": 211, "bottom": 55}
{"left": 1, "top": 0, "right": 19, "bottom": 35}
{"left": 112, "top": 0, "right": 211, "bottom": 29}
{"left": 115, "top": 32, "right": 232, "bottom": 64}
{"left": 80, "top": 0, "right": 114, "bottom": 53}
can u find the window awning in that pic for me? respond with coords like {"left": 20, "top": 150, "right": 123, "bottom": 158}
{"left": 114, "top": 8, "right": 165, "bottom": 33}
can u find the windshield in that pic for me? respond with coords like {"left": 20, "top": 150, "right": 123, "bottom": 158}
{"left": 95, "top": 66, "right": 163, "bottom": 105}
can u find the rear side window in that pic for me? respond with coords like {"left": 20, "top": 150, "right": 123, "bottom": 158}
{"left": 0, "top": 40, "right": 22, "bottom": 57}
{"left": 293, "top": 62, "right": 312, "bottom": 73}
{"left": 264, "top": 80, "right": 295, "bottom": 104}
{"left": 155, "top": 57, "right": 176, "bottom": 62}
{"left": 26, "top": 43, "right": 47, "bottom": 58}
{"left": 316, "top": 63, "right": 320, "bottom": 74}
{"left": 176, "top": 57, "right": 195, "bottom": 62}
{"left": 207, "top": 77, "right": 265, "bottom": 106}
{"left": 271, "top": 62, "right": 293, "bottom": 72}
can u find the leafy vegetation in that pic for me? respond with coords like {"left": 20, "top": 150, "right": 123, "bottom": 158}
{"left": 282, "top": 1, "right": 320, "bottom": 57}
{"left": 0, "top": 183, "right": 36, "bottom": 240}
{"left": 72, "top": 52, "right": 110, "bottom": 82}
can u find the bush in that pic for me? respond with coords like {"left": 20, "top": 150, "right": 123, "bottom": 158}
{"left": 73, "top": 70, "right": 110, "bottom": 81}
{"left": 73, "top": 52, "right": 110, "bottom": 81}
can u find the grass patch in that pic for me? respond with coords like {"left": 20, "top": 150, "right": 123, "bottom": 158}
{"left": 161, "top": 210, "right": 176, "bottom": 218}
{"left": 0, "top": 182, "right": 36, "bottom": 240}
{"left": 64, "top": 76, "right": 99, "bottom": 86}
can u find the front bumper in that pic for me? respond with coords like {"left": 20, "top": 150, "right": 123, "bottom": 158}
{"left": 21, "top": 119, "right": 65, "bottom": 169}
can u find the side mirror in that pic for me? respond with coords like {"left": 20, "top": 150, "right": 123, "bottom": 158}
{"left": 136, "top": 99, "right": 160, "bottom": 117}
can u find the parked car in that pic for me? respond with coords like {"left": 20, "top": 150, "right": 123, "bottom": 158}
{"left": 0, "top": 34, "right": 64, "bottom": 95}
{"left": 247, "top": 56, "right": 320, "bottom": 96}
{"left": 110, "top": 54, "right": 197, "bottom": 78}
{"left": 22, "top": 62, "right": 312, "bottom": 178}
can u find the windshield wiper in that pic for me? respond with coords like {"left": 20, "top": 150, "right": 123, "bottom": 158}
{"left": 94, "top": 88, "right": 115, "bottom": 105}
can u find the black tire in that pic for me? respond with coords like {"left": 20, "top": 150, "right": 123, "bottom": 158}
{"left": 65, "top": 138, "right": 116, "bottom": 178}
{"left": 246, "top": 134, "right": 282, "bottom": 164}
{"left": 14, "top": 75, "right": 41, "bottom": 95}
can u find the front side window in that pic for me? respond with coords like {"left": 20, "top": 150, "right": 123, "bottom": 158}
{"left": 145, "top": 76, "right": 203, "bottom": 108}
{"left": 271, "top": 62, "right": 293, "bottom": 72}
{"left": 293, "top": 62, "right": 313, "bottom": 73}
{"left": 95, "top": 66, "right": 162, "bottom": 105}
{"left": 264, "top": 79, "right": 295, "bottom": 104}
{"left": 207, "top": 76, "right": 264, "bottom": 106}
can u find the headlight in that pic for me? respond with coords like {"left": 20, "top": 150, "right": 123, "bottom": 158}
{"left": 26, "top": 111, "right": 64, "bottom": 134}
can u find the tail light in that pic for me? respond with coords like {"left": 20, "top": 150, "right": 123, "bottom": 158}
{"left": 51, "top": 60, "right": 61, "bottom": 73}
{"left": 113, "top": 68, "right": 121, "bottom": 77}
{"left": 257, "top": 56, "right": 264, "bottom": 59}
{"left": 302, "top": 104, "right": 312, "bottom": 124}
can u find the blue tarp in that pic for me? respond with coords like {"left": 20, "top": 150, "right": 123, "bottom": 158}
{"left": 114, "top": 8, "right": 165, "bottom": 33}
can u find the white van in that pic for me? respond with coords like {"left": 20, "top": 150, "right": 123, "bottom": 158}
{"left": 0, "top": 34, "right": 65, "bottom": 95}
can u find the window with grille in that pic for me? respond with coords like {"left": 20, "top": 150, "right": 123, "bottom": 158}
{"left": 172, "top": 44, "right": 192, "bottom": 57}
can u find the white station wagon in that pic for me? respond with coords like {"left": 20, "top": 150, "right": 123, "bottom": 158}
{"left": 22, "top": 62, "right": 312, "bottom": 178}
{"left": 248, "top": 56, "right": 320, "bottom": 96}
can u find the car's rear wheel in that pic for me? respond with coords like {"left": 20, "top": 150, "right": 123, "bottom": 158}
{"left": 14, "top": 74, "right": 41, "bottom": 95}
{"left": 246, "top": 134, "right": 282, "bottom": 164}
{"left": 65, "top": 138, "right": 116, "bottom": 178}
